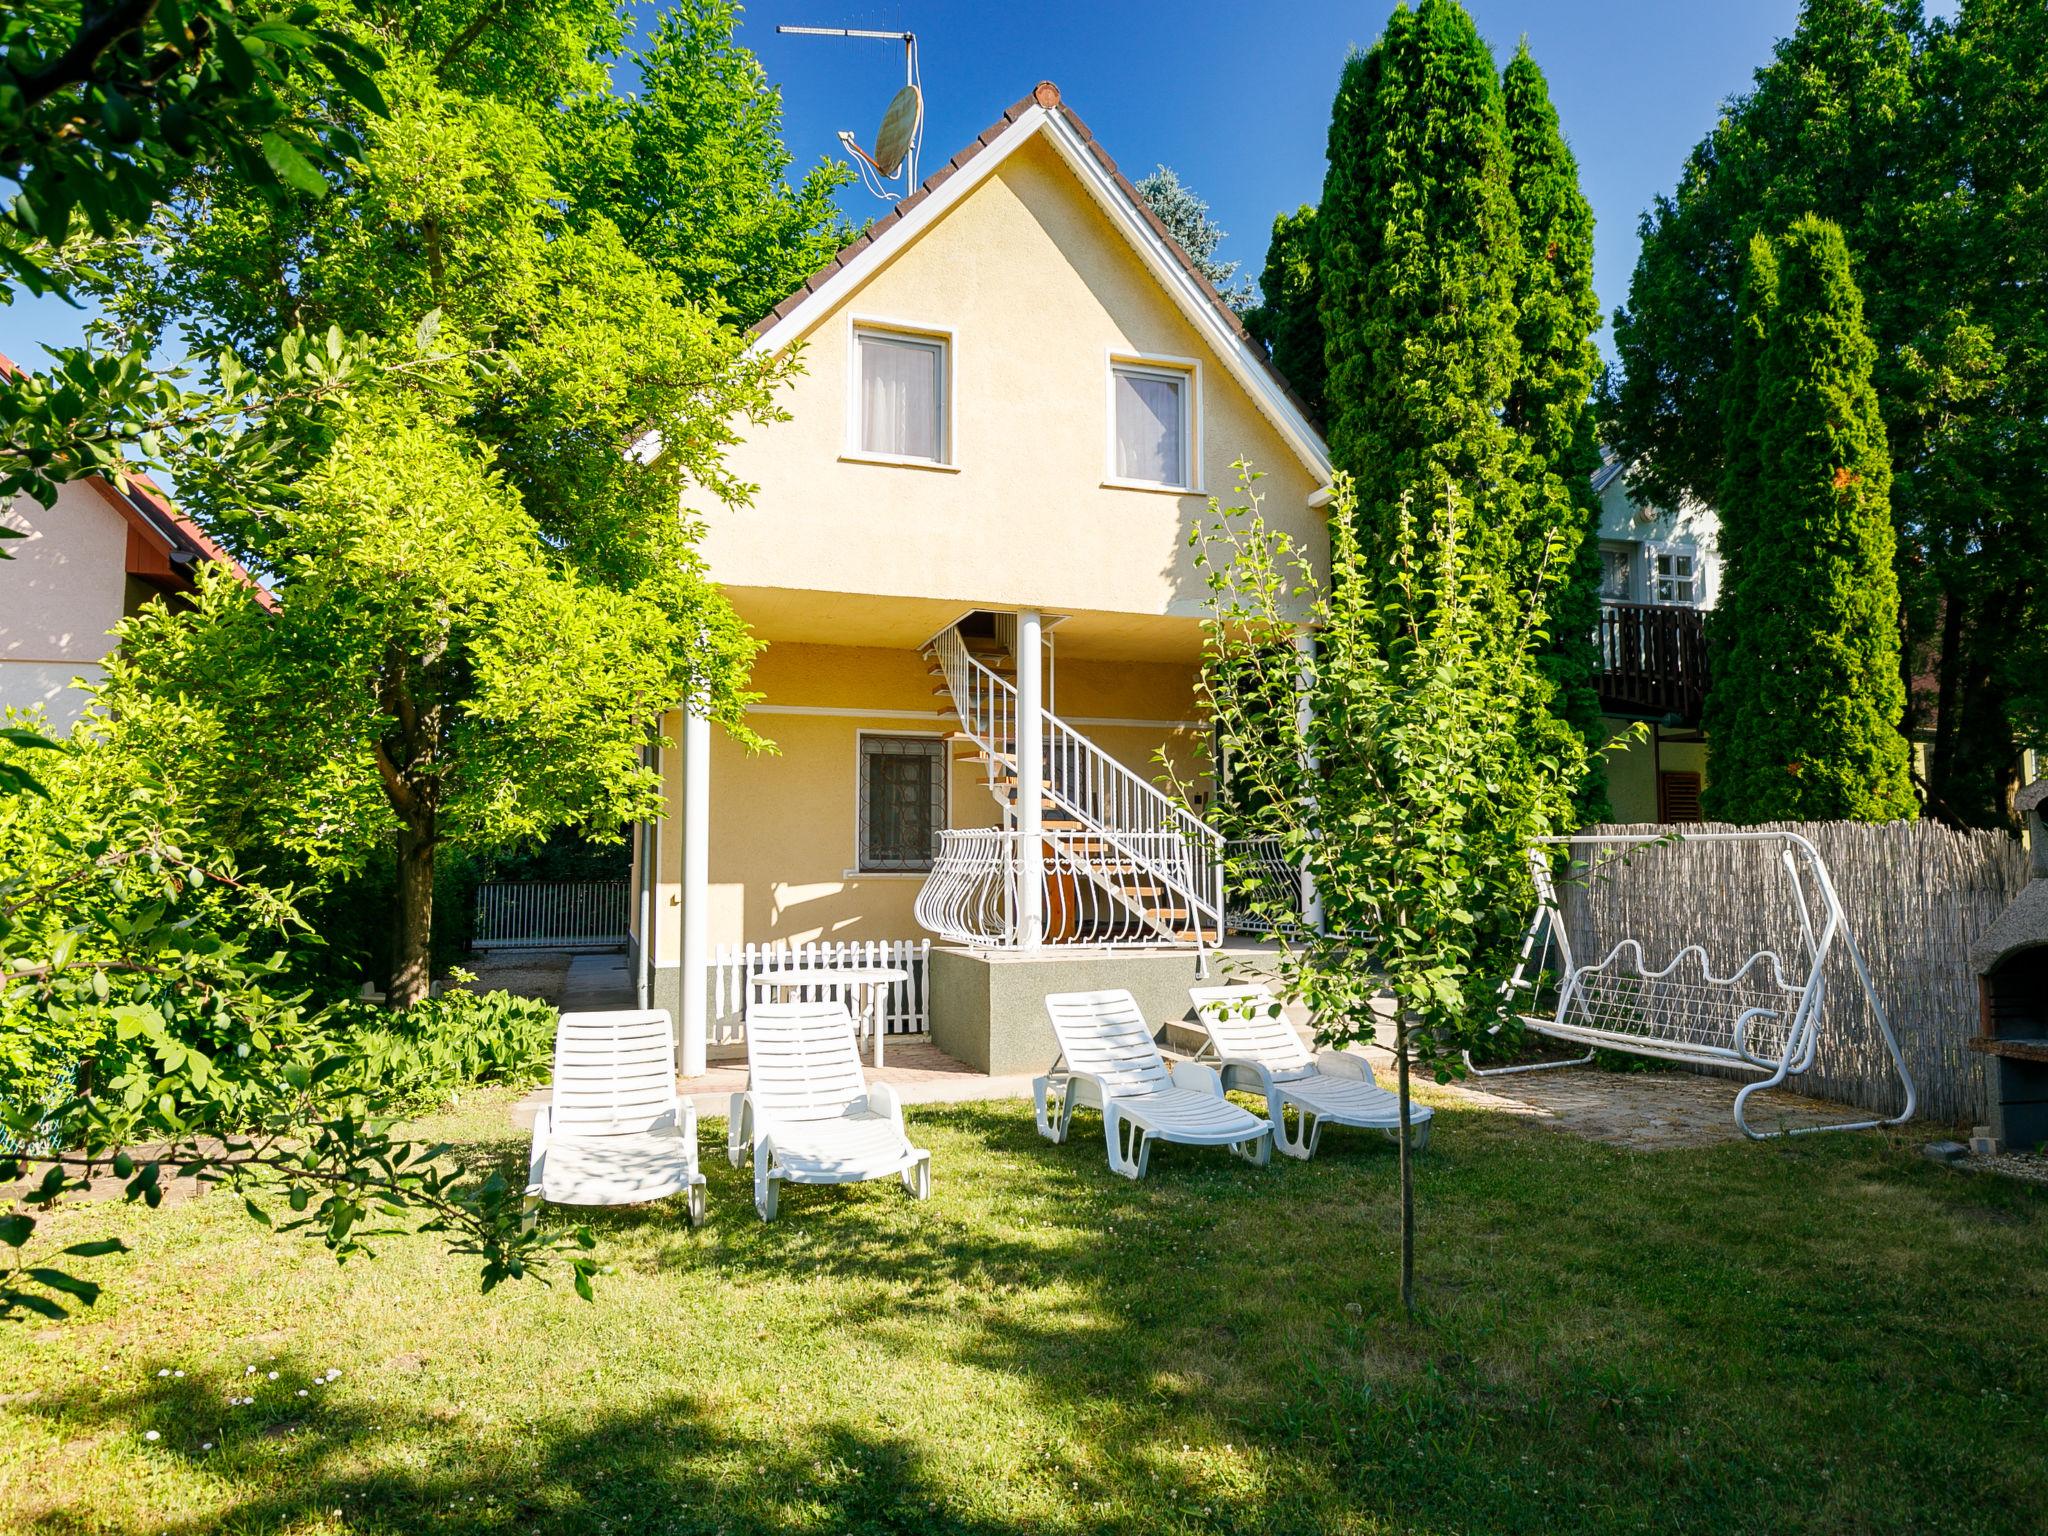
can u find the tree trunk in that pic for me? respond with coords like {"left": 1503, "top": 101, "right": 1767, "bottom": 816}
{"left": 1397, "top": 1024, "right": 1414, "bottom": 1315}
{"left": 389, "top": 816, "right": 436, "bottom": 1009}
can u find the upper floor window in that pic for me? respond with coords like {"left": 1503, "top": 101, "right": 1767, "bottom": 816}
{"left": 1109, "top": 359, "right": 1195, "bottom": 490}
{"left": 1651, "top": 546, "right": 1699, "bottom": 606}
{"left": 854, "top": 327, "right": 948, "bottom": 464}
{"left": 1599, "top": 544, "right": 1634, "bottom": 602}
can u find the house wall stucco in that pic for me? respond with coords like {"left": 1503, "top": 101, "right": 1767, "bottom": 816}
{"left": 0, "top": 479, "right": 134, "bottom": 727}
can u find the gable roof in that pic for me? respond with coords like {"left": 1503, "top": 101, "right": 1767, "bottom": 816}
{"left": 752, "top": 82, "right": 1332, "bottom": 490}
{"left": 0, "top": 351, "right": 277, "bottom": 611}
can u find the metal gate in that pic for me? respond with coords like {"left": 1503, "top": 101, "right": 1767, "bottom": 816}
{"left": 473, "top": 880, "right": 630, "bottom": 951}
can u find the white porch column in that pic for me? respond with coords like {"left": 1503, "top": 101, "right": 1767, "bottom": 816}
{"left": 1294, "top": 630, "right": 1325, "bottom": 933}
{"left": 679, "top": 703, "right": 711, "bottom": 1077}
{"left": 1015, "top": 608, "right": 1045, "bottom": 949}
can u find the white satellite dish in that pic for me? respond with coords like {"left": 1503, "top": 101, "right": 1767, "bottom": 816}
{"left": 871, "top": 84, "right": 922, "bottom": 179}
{"left": 777, "top": 25, "right": 925, "bottom": 201}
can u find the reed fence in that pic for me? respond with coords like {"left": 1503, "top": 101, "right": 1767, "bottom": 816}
{"left": 1557, "top": 820, "right": 2029, "bottom": 1123}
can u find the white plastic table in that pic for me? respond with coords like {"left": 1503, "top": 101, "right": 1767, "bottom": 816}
{"left": 747, "top": 965, "right": 910, "bottom": 1067}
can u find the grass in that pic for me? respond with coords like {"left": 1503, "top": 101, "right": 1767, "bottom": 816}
{"left": 4, "top": 1086, "right": 2045, "bottom": 1535}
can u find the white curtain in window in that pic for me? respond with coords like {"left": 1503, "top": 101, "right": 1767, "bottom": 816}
{"left": 859, "top": 334, "right": 942, "bottom": 460}
{"left": 1114, "top": 368, "right": 1184, "bottom": 484}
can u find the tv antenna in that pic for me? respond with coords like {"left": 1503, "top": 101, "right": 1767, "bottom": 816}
{"left": 776, "top": 25, "right": 924, "bottom": 200}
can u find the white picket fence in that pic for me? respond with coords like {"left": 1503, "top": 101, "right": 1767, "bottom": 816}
{"left": 473, "top": 880, "right": 630, "bottom": 951}
{"left": 708, "top": 939, "right": 932, "bottom": 1052}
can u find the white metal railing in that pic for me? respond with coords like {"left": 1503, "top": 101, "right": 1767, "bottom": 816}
{"left": 708, "top": 939, "right": 931, "bottom": 1053}
{"left": 929, "top": 624, "right": 1224, "bottom": 945}
{"left": 1224, "top": 835, "right": 1312, "bottom": 935}
{"left": 472, "top": 880, "right": 630, "bottom": 951}
{"left": 916, "top": 829, "right": 1218, "bottom": 949}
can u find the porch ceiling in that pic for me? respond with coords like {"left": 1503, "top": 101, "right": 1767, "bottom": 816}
{"left": 722, "top": 586, "right": 1206, "bottom": 663}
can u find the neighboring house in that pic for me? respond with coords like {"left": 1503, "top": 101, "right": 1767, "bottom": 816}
{"left": 1589, "top": 451, "right": 1719, "bottom": 824}
{"left": 0, "top": 357, "right": 269, "bottom": 727}
{"left": 629, "top": 83, "right": 1330, "bottom": 1070}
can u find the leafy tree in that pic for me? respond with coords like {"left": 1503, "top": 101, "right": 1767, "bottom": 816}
{"left": 552, "top": 0, "right": 853, "bottom": 325}
{"left": 0, "top": 725, "right": 594, "bottom": 1324}
{"left": 1187, "top": 464, "right": 1584, "bottom": 1312}
{"left": 1609, "top": 0, "right": 2047, "bottom": 826}
{"left": 1134, "top": 163, "right": 1256, "bottom": 311}
{"left": 1701, "top": 217, "right": 1916, "bottom": 822}
{"left": 1318, "top": 1, "right": 1530, "bottom": 604}
{"left": 0, "top": 0, "right": 384, "bottom": 298}
{"left": 88, "top": 7, "right": 781, "bottom": 1004}
{"left": 1501, "top": 42, "right": 1608, "bottom": 820}
{"left": 0, "top": 2, "right": 388, "bottom": 533}
{"left": 1243, "top": 203, "right": 1324, "bottom": 418}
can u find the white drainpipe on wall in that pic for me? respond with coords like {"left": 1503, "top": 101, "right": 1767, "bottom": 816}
{"left": 1016, "top": 608, "right": 1045, "bottom": 949}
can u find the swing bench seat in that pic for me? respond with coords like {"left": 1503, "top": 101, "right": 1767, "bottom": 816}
{"left": 1481, "top": 830, "right": 1918, "bottom": 1140}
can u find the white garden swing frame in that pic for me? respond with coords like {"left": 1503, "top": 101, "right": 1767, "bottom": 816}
{"left": 1469, "top": 830, "right": 1917, "bottom": 1139}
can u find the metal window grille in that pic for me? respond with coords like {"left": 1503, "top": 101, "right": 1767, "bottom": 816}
{"left": 859, "top": 735, "right": 944, "bottom": 872}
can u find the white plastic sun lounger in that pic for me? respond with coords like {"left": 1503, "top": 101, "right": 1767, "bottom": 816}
{"left": 727, "top": 1000, "right": 932, "bottom": 1221}
{"left": 1036, "top": 989, "right": 1272, "bottom": 1179}
{"left": 526, "top": 1008, "right": 706, "bottom": 1224}
{"left": 1189, "top": 984, "right": 1431, "bottom": 1160}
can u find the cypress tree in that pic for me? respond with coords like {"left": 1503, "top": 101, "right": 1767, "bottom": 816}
{"left": 1701, "top": 216, "right": 1917, "bottom": 823}
{"left": 1318, "top": 0, "right": 1529, "bottom": 588}
{"left": 1244, "top": 204, "right": 1325, "bottom": 419}
{"left": 1501, "top": 41, "right": 1608, "bottom": 819}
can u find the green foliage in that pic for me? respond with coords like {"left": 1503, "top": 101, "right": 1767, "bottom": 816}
{"left": 1319, "top": 1, "right": 1530, "bottom": 597}
{"left": 1609, "top": 0, "right": 2048, "bottom": 825}
{"left": 82, "top": 4, "right": 785, "bottom": 1001}
{"left": 0, "top": 725, "right": 593, "bottom": 1325}
{"left": 1186, "top": 463, "right": 1586, "bottom": 1309}
{"left": 550, "top": 0, "right": 852, "bottom": 325}
{"left": 1501, "top": 43, "right": 1609, "bottom": 822}
{"left": 0, "top": 0, "right": 385, "bottom": 299}
{"left": 1701, "top": 218, "right": 1917, "bottom": 823}
{"left": 1132, "top": 163, "right": 1255, "bottom": 310}
{"left": 320, "top": 989, "right": 557, "bottom": 1113}
{"left": 1243, "top": 204, "right": 1324, "bottom": 418}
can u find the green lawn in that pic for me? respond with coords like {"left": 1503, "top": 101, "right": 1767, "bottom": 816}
{"left": 5, "top": 1087, "right": 2044, "bottom": 1535}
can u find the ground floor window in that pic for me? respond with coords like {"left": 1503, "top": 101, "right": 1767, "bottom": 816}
{"left": 858, "top": 734, "right": 946, "bottom": 872}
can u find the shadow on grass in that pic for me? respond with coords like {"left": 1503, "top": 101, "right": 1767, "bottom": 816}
{"left": 19, "top": 1098, "right": 2048, "bottom": 1534}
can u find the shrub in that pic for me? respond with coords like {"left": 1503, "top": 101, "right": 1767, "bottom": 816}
{"left": 320, "top": 989, "right": 558, "bottom": 1111}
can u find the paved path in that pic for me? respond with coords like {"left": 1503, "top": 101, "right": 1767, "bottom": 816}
{"left": 1420, "top": 1063, "right": 1862, "bottom": 1150}
{"left": 561, "top": 952, "right": 635, "bottom": 1012}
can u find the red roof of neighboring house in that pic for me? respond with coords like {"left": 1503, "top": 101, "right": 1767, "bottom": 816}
{"left": 0, "top": 350, "right": 278, "bottom": 611}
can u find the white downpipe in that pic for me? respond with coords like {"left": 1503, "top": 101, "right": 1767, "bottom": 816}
{"left": 1294, "top": 631, "right": 1325, "bottom": 933}
{"left": 679, "top": 705, "right": 711, "bottom": 1077}
{"left": 1016, "top": 609, "right": 1045, "bottom": 949}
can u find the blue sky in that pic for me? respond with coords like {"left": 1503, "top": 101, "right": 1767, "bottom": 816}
{"left": 1, "top": 1, "right": 1821, "bottom": 370}
{"left": 739, "top": 0, "right": 1812, "bottom": 360}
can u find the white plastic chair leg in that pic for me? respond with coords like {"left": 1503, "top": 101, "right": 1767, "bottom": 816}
{"left": 1271, "top": 1101, "right": 1316, "bottom": 1161}
{"left": 727, "top": 1093, "right": 750, "bottom": 1168}
{"left": 687, "top": 1182, "right": 707, "bottom": 1227}
{"left": 902, "top": 1153, "right": 932, "bottom": 1201}
{"left": 1103, "top": 1103, "right": 1149, "bottom": 1180}
{"left": 754, "top": 1162, "right": 778, "bottom": 1222}
{"left": 1231, "top": 1129, "right": 1273, "bottom": 1167}
{"left": 1033, "top": 1075, "right": 1075, "bottom": 1144}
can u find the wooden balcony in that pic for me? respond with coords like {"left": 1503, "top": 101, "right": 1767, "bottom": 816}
{"left": 1595, "top": 601, "right": 1708, "bottom": 723}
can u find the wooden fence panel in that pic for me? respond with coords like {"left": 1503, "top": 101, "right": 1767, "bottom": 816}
{"left": 1557, "top": 821, "right": 2028, "bottom": 1123}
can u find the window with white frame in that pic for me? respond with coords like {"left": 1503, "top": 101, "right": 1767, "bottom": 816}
{"left": 1649, "top": 545, "right": 1700, "bottom": 606}
{"left": 857, "top": 735, "right": 946, "bottom": 872}
{"left": 854, "top": 329, "right": 947, "bottom": 462}
{"left": 1599, "top": 544, "right": 1635, "bottom": 602}
{"left": 1110, "top": 361, "right": 1192, "bottom": 488}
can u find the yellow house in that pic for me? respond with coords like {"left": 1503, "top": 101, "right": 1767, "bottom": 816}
{"left": 628, "top": 83, "right": 1331, "bottom": 1074}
